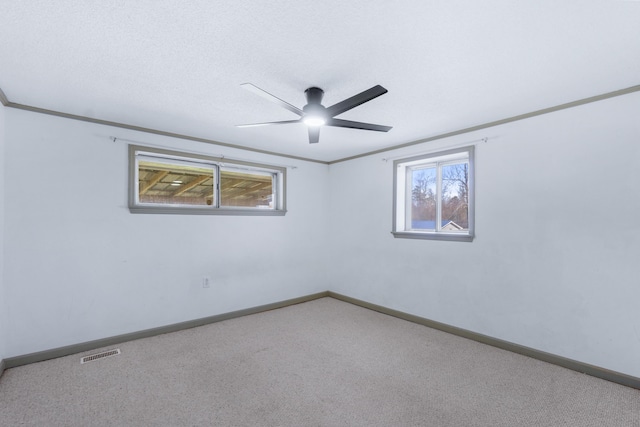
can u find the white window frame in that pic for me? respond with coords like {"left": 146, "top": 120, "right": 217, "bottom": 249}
{"left": 128, "top": 145, "right": 286, "bottom": 216}
{"left": 392, "top": 146, "right": 474, "bottom": 241}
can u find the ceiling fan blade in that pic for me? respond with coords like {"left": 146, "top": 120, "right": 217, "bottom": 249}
{"left": 236, "top": 119, "right": 301, "bottom": 128}
{"left": 325, "top": 85, "right": 388, "bottom": 118}
{"left": 308, "top": 127, "right": 320, "bottom": 144}
{"left": 326, "top": 118, "right": 392, "bottom": 132}
{"left": 241, "top": 83, "right": 303, "bottom": 116}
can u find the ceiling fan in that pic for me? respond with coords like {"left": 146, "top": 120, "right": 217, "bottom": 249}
{"left": 237, "top": 83, "right": 392, "bottom": 144}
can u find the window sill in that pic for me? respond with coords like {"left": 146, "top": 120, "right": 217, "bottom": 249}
{"left": 129, "top": 206, "right": 287, "bottom": 216}
{"left": 391, "top": 231, "right": 474, "bottom": 242}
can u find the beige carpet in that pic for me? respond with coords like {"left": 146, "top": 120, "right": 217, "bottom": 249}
{"left": 0, "top": 297, "right": 638, "bottom": 426}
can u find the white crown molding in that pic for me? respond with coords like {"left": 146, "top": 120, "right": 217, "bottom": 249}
{"left": 329, "top": 84, "right": 640, "bottom": 164}
{"left": 1, "top": 84, "right": 639, "bottom": 164}
{"left": 0, "top": 94, "right": 329, "bottom": 165}
{"left": 0, "top": 87, "right": 9, "bottom": 106}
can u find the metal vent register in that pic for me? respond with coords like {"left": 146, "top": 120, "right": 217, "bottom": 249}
{"left": 80, "top": 349, "right": 121, "bottom": 364}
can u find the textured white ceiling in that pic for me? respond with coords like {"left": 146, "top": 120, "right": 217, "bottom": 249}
{"left": 1, "top": 1, "right": 639, "bottom": 162}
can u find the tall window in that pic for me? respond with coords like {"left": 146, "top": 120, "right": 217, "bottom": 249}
{"left": 393, "top": 146, "right": 474, "bottom": 241}
{"left": 129, "top": 145, "right": 286, "bottom": 215}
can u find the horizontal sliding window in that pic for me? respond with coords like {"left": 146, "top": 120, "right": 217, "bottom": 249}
{"left": 137, "top": 158, "right": 215, "bottom": 206}
{"left": 220, "top": 168, "right": 275, "bottom": 209}
{"left": 129, "top": 145, "right": 286, "bottom": 215}
{"left": 392, "top": 146, "right": 474, "bottom": 241}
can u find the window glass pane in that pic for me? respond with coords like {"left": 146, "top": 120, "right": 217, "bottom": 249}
{"left": 220, "top": 169, "right": 274, "bottom": 208}
{"left": 441, "top": 162, "right": 469, "bottom": 230}
{"left": 138, "top": 160, "right": 214, "bottom": 206}
{"left": 393, "top": 146, "right": 473, "bottom": 241}
{"left": 410, "top": 167, "right": 437, "bottom": 230}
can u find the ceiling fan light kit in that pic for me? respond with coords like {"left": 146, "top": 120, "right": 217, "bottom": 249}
{"left": 302, "top": 89, "right": 327, "bottom": 126}
{"left": 238, "top": 83, "right": 392, "bottom": 144}
{"left": 303, "top": 116, "right": 326, "bottom": 127}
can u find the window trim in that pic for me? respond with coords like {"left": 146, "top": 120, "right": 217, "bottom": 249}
{"left": 128, "top": 145, "right": 287, "bottom": 216}
{"left": 392, "top": 146, "right": 474, "bottom": 242}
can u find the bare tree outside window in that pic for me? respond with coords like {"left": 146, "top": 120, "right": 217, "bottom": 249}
{"left": 441, "top": 162, "right": 469, "bottom": 229}
{"left": 410, "top": 162, "right": 469, "bottom": 231}
{"left": 411, "top": 167, "right": 436, "bottom": 228}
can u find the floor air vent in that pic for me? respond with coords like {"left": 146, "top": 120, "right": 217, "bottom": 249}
{"left": 80, "top": 348, "right": 121, "bottom": 364}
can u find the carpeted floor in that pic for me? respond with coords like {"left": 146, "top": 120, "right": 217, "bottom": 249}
{"left": 0, "top": 297, "right": 638, "bottom": 426}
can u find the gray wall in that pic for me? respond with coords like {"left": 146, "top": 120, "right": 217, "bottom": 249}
{"left": 327, "top": 91, "right": 640, "bottom": 378}
{"left": 0, "top": 103, "right": 5, "bottom": 361}
{"left": 3, "top": 91, "right": 640, "bottom": 379}
{"left": 2, "top": 109, "right": 329, "bottom": 357}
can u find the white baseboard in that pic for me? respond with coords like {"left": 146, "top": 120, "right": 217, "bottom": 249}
{"left": 2, "top": 290, "right": 638, "bottom": 391}
{"left": 328, "top": 291, "right": 640, "bottom": 390}
{"left": 3, "top": 292, "right": 329, "bottom": 370}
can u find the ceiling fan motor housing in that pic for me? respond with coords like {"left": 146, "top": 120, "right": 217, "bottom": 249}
{"left": 303, "top": 88, "right": 327, "bottom": 123}
{"left": 304, "top": 87, "right": 324, "bottom": 105}
{"left": 302, "top": 102, "right": 326, "bottom": 118}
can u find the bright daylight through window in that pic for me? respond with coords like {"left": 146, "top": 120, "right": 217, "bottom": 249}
{"left": 129, "top": 145, "right": 286, "bottom": 215}
{"left": 393, "top": 146, "right": 474, "bottom": 241}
